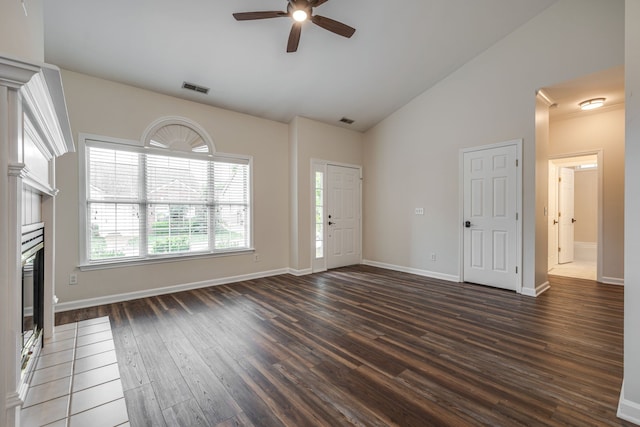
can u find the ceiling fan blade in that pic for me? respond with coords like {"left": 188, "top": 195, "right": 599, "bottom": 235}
{"left": 233, "top": 11, "right": 287, "bottom": 21}
{"left": 311, "top": 15, "right": 356, "bottom": 38}
{"left": 287, "top": 22, "right": 302, "bottom": 52}
{"left": 311, "top": 0, "right": 330, "bottom": 6}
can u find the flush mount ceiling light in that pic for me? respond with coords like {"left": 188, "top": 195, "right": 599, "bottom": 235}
{"left": 579, "top": 98, "right": 605, "bottom": 111}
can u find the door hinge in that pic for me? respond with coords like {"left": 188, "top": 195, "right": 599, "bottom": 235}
{"left": 558, "top": 212, "right": 561, "bottom": 217}
{"left": 516, "top": 212, "right": 519, "bottom": 220}
{"left": 515, "top": 266, "right": 518, "bottom": 274}
{"left": 559, "top": 177, "right": 562, "bottom": 182}
{"left": 558, "top": 247, "right": 561, "bottom": 252}
{"left": 516, "top": 159, "right": 519, "bottom": 167}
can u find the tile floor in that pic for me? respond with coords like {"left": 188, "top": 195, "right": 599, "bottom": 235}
{"left": 21, "top": 316, "right": 130, "bottom": 427}
{"left": 548, "top": 259, "right": 597, "bottom": 280}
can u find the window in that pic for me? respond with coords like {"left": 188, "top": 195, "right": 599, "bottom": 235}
{"left": 81, "top": 127, "right": 251, "bottom": 266}
{"left": 314, "top": 170, "right": 324, "bottom": 259}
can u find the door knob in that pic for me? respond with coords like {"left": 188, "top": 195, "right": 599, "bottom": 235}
{"left": 553, "top": 219, "right": 558, "bottom": 225}
{"left": 571, "top": 218, "right": 577, "bottom": 223}
{"left": 464, "top": 221, "right": 471, "bottom": 228}
{"left": 328, "top": 221, "right": 334, "bottom": 226}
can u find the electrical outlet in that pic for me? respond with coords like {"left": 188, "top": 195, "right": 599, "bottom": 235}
{"left": 69, "top": 273, "right": 78, "bottom": 285}
{"left": 254, "top": 253, "right": 260, "bottom": 262}
{"left": 430, "top": 253, "right": 436, "bottom": 261}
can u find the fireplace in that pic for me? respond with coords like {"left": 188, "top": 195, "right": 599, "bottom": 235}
{"left": 21, "top": 223, "right": 45, "bottom": 374}
{"left": 1, "top": 56, "right": 74, "bottom": 427}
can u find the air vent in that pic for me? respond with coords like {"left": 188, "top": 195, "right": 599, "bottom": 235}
{"left": 339, "top": 117, "right": 355, "bottom": 125}
{"left": 182, "top": 81, "right": 210, "bottom": 95}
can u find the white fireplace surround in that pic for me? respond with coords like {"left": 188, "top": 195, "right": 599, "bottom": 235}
{"left": 0, "top": 55, "right": 74, "bottom": 427}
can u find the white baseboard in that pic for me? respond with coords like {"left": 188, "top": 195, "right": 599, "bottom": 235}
{"left": 288, "top": 268, "right": 312, "bottom": 276}
{"left": 55, "top": 268, "right": 289, "bottom": 312}
{"left": 521, "top": 281, "right": 550, "bottom": 297}
{"left": 602, "top": 276, "right": 624, "bottom": 286}
{"left": 362, "top": 259, "right": 459, "bottom": 282}
{"left": 618, "top": 381, "right": 640, "bottom": 424}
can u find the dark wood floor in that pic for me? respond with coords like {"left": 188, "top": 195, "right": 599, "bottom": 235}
{"left": 56, "top": 266, "right": 633, "bottom": 427}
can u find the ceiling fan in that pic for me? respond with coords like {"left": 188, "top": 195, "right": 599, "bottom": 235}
{"left": 233, "top": 0, "right": 356, "bottom": 53}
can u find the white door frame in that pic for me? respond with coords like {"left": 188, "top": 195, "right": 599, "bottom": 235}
{"left": 458, "top": 139, "right": 523, "bottom": 293}
{"left": 310, "top": 159, "right": 362, "bottom": 272}
{"left": 548, "top": 150, "right": 603, "bottom": 282}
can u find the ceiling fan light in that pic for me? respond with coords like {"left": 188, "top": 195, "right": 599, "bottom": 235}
{"left": 292, "top": 9, "right": 308, "bottom": 22}
{"left": 579, "top": 98, "right": 605, "bottom": 111}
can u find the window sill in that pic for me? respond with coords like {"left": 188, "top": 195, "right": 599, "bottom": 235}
{"left": 78, "top": 248, "right": 255, "bottom": 271}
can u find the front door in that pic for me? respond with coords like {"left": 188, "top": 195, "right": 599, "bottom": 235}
{"left": 327, "top": 165, "right": 361, "bottom": 269}
{"left": 558, "top": 167, "right": 575, "bottom": 264}
{"left": 463, "top": 144, "right": 518, "bottom": 291}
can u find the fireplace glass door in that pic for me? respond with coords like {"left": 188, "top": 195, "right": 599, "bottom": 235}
{"left": 21, "top": 223, "right": 44, "bottom": 371}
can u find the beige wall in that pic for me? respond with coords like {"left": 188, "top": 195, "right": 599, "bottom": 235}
{"left": 289, "top": 116, "right": 363, "bottom": 272}
{"left": 574, "top": 169, "right": 598, "bottom": 243}
{"left": 55, "top": 70, "right": 291, "bottom": 303}
{"left": 549, "top": 107, "right": 625, "bottom": 281}
{"left": 0, "top": 0, "right": 44, "bottom": 62}
{"left": 363, "top": 0, "right": 624, "bottom": 292}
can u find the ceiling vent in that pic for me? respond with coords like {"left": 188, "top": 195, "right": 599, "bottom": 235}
{"left": 339, "top": 117, "right": 355, "bottom": 125}
{"left": 182, "top": 82, "right": 210, "bottom": 95}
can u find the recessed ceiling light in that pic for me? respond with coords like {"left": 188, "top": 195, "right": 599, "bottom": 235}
{"left": 579, "top": 98, "right": 605, "bottom": 111}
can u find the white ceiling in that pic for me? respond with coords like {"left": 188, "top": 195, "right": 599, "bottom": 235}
{"left": 43, "top": 0, "right": 560, "bottom": 132}
{"left": 544, "top": 66, "right": 625, "bottom": 120}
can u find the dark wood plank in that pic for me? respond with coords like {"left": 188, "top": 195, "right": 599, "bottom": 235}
{"left": 162, "top": 398, "right": 209, "bottom": 427}
{"left": 56, "top": 266, "right": 633, "bottom": 427}
{"left": 123, "top": 383, "right": 167, "bottom": 427}
{"left": 134, "top": 331, "right": 193, "bottom": 410}
{"left": 112, "top": 325, "right": 150, "bottom": 391}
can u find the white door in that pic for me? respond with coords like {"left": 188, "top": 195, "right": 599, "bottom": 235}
{"left": 558, "top": 167, "right": 575, "bottom": 264}
{"left": 548, "top": 164, "right": 559, "bottom": 267}
{"left": 327, "top": 165, "right": 361, "bottom": 269}
{"left": 463, "top": 144, "right": 518, "bottom": 291}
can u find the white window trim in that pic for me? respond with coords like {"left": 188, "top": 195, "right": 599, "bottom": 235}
{"left": 78, "top": 132, "right": 254, "bottom": 270}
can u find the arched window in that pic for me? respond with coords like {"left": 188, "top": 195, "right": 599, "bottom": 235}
{"left": 79, "top": 117, "right": 252, "bottom": 266}
{"left": 141, "top": 117, "right": 216, "bottom": 154}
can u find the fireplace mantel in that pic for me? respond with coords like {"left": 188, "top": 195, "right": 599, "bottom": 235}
{"left": 0, "top": 55, "right": 74, "bottom": 427}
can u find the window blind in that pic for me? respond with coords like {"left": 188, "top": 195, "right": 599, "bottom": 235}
{"left": 86, "top": 144, "right": 250, "bottom": 262}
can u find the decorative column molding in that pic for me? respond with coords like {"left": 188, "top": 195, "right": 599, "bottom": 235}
{"left": 0, "top": 56, "right": 39, "bottom": 89}
{"left": 7, "top": 163, "right": 26, "bottom": 178}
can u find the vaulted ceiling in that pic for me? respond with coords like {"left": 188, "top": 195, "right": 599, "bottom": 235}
{"left": 44, "top": 0, "right": 560, "bottom": 132}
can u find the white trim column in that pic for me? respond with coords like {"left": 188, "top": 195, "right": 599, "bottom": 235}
{"left": 0, "top": 81, "right": 28, "bottom": 427}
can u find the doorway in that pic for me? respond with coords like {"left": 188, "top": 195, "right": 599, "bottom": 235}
{"left": 548, "top": 153, "right": 601, "bottom": 281}
{"left": 311, "top": 161, "right": 362, "bottom": 272}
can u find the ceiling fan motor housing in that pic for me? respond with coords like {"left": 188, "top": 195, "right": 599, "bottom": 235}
{"left": 287, "top": 0, "right": 312, "bottom": 17}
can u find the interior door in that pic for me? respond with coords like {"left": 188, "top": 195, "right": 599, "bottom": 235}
{"left": 558, "top": 167, "right": 575, "bottom": 264}
{"left": 463, "top": 144, "right": 518, "bottom": 291}
{"left": 327, "top": 165, "right": 361, "bottom": 269}
{"left": 548, "top": 164, "right": 559, "bottom": 267}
